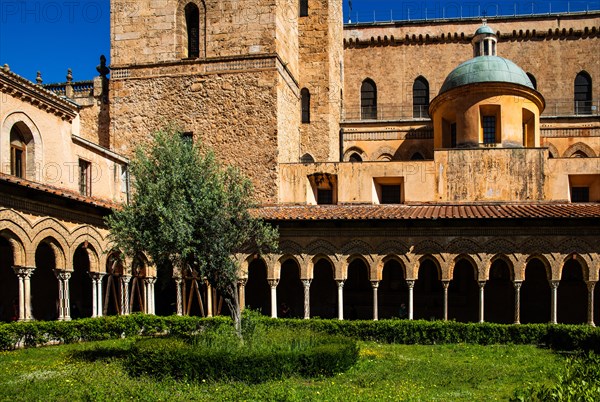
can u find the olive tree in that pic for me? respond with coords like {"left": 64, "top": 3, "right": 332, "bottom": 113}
{"left": 106, "top": 128, "right": 278, "bottom": 333}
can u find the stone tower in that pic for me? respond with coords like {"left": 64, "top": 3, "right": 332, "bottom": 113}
{"left": 108, "top": 0, "right": 343, "bottom": 203}
{"left": 298, "top": 0, "right": 344, "bottom": 162}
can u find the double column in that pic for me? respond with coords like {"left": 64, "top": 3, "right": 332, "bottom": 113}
{"left": 54, "top": 269, "right": 71, "bottom": 321}
{"left": 13, "top": 266, "right": 34, "bottom": 321}
{"left": 144, "top": 277, "right": 156, "bottom": 315}
{"left": 89, "top": 272, "right": 105, "bottom": 317}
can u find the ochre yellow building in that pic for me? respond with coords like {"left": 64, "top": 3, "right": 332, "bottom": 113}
{"left": 1, "top": 1, "right": 599, "bottom": 324}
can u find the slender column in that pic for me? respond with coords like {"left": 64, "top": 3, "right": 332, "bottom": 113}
{"left": 206, "top": 281, "right": 213, "bottom": 317}
{"left": 13, "top": 266, "right": 34, "bottom": 321}
{"left": 97, "top": 274, "right": 105, "bottom": 317}
{"left": 145, "top": 277, "right": 156, "bottom": 315}
{"left": 478, "top": 281, "right": 486, "bottom": 323}
{"left": 442, "top": 281, "right": 450, "bottom": 321}
{"left": 121, "top": 275, "right": 131, "bottom": 315}
{"left": 90, "top": 274, "right": 98, "bottom": 318}
{"left": 550, "top": 280, "right": 559, "bottom": 324}
{"left": 371, "top": 281, "right": 379, "bottom": 321}
{"left": 238, "top": 279, "right": 247, "bottom": 312}
{"left": 406, "top": 280, "right": 415, "bottom": 320}
{"left": 268, "top": 279, "right": 279, "bottom": 318}
{"left": 337, "top": 280, "right": 345, "bottom": 320}
{"left": 54, "top": 270, "right": 71, "bottom": 321}
{"left": 302, "top": 279, "right": 311, "bottom": 319}
{"left": 174, "top": 277, "right": 183, "bottom": 316}
{"left": 587, "top": 281, "right": 596, "bottom": 326}
{"left": 513, "top": 281, "right": 522, "bottom": 324}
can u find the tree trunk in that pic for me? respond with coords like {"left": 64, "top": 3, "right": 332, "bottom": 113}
{"left": 224, "top": 281, "right": 241, "bottom": 338}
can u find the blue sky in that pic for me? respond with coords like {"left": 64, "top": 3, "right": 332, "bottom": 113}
{"left": 0, "top": 1, "right": 598, "bottom": 83}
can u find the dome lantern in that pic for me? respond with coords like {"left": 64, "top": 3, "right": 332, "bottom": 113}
{"left": 472, "top": 20, "right": 497, "bottom": 57}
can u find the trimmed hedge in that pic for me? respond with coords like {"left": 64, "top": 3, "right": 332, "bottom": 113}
{"left": 2, "top": 314, "right": 600, "bottom": 352}
{"left": 126, "top": 328, "right": 359, "bottom": 383}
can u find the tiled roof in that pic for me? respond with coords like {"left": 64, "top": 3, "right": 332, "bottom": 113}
{"left": 254, "top": 203, "right": 600, "bottom": 221}
{"left": 0, "top": 173, "right": 118, "bottom": 210}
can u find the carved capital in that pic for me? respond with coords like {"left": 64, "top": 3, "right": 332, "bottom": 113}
{"left": 12, "top": 266, "right": 35, "bottom": 278}
{"left": 302, "top": 279, "right": 312, "bottom": 288}
{"left": 370, "top": 280, "right": 379, "bottom": 289}
{"left": 550, "top": 280, "right": 560, "bottom": 290}
{"left": 121, "top": 275, "right": 132, "bottom": 285}
{"left": 336, "top": 280, "right": 345, "bottom": 289}
{"left": 406, "top": 280, "right": 415, "bottom": 289}
{"left": 268, "top": 279, "right": 279, "bottom": 288}
{"left": 53, "top": 269, "right": 71, "bottom": 281}
{"left": 145, "top": 277, "right": 157, "bottom": 285}
{"left": 513, "top": 280, "right": 523, "bottom": 290}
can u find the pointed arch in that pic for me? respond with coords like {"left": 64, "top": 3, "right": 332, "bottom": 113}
{"left": 563, "top": 142, "right": 596, "bottom": 158}
{"left": 32, "top": 232, "right": 68, "bottom": 269}
{"left": 545, "top": 142, "right": 559, "bottom": 159}
{"left": 0, "top": 228, "right": 26, "bottom": 266}
{"left": 2, "top": 112, "right": 44, "bottom": 180}
{"left": 343, "top": 147, "right": 367, "bottom": 162}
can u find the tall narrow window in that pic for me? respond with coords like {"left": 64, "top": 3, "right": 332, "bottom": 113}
{"left": 526, "top": 72, "right": 537, "bottom": 90}
{"left": 413, "top": 76, "right": 429, "bottom": 118}
{"left": 361, "top": 79, "right": 377, "bottom": 120}
{"left": 574, "top": 72, "right": 592, "bottom": 115}
{"left": 301, "top": 88, "right": 310, "bottom": 123}
{"left": 482, "top": 116, "right": 496, "bottom": 144}
{"left": 299, "top": 0, "right": 308, "bottom": 17}
{"left": 10, "top": 126, "right": 26, "bottom": 178}
{"left": 450, "top": 123, "right": 457, "bottom": 148}
{"left": 185, "top": 3, "right": 200, "bottom": 58}
{"left": 79, "top": 159, "right": 92, "bottom": 197}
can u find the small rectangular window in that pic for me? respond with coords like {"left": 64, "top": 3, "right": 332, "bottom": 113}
{"left": 181, "top": 132, "right": 194, "bottom": 144}
{"left": 317, "top": 189, "right": 333, "bottom": 205}
{"left": 482, "top": 116, "right": 496, "bottom": 144}
{"left": 571, "top": 187, "right": 590, "bottom": 203}
{"left": 381, "top": 185, "right": 402, "bottom": 204}
{"left": 299, "top": 0, "right": 308, "bottom": 17}
{"left": 79, "top": 159, "right": 92, "bottom": 197}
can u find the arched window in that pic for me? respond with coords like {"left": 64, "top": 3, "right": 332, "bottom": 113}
{"left": 185, "top": 3, "right": 200, "bottom": 58}
{"left": 361, "top": 79, "right": 377, "bottom": 120}
{"left": 526, "top": 72, "right": 537, "bottom": 90}
{"left": 349, "top": 153, "right": 362, "bottom": 162}
{"left": 300, "top": 153, "right": 315, "bottom": 163}
{"left": 299, "top": 0, "right": 308, "bottom": 17}
{"left": 413, "top": 77, "right": 429, "bottom": 118}
{"left": 10, "top": 126, "right": 26, "bottom": 178}
{"left": 301, "top": 88, "right": 310, "bottom": 123}
{"left": 574, "top": 72, "right": 592, "bottom": 115}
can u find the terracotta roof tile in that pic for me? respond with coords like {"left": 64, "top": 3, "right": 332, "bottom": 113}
{"left": 253, "top": 203, "right": 600, "bottom": 221}
{"left": 0, "top": 172, "right": 118, "bottom": 210}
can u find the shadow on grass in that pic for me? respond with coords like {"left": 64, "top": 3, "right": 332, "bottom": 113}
{"left": 71, "top": 345, "right": 131, "bottom": 362}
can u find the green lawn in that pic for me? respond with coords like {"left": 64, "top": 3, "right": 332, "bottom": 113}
{"left": 0, "top": 339, "right": 563, "bottom": 401}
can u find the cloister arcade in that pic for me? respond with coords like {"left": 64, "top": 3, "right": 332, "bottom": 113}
{"left": 0, "top": 209, "right": 157, "bottom": 322}
{"left": 2, "top": 209, "right": 599, "bottom": 326}
{"left": 237, "top": 238, "right": 600, "bottom": 325}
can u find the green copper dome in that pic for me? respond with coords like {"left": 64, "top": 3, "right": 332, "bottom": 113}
{"left": 474, "top": 25, "right": 495, "bottom": 35}
{"left": 439, "top": 56, "right": 535, "bottom": 94}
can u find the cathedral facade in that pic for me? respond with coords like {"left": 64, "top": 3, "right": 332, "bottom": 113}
{"left": 1, "top": 1, "right": 599, "bottom": 324}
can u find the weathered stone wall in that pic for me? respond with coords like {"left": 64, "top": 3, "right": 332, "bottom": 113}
{"left": 343, "top": 14, "right": 600, "bottom": 111}
{"left": 298, "top": 0, "right": 343, "bottom": 162}
{"left": 110, "top": 66, "right": 280, "bottom": 203}
{"left": 111, "top": 0, "right": 278, "bottom": 67}
{"left": 436, "top": 148, "right": 547, "bottom": 202}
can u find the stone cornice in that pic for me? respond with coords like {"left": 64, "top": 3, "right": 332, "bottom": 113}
{"left": 0, "top": 67, "right": 78, "bottom": 121}
{"left": 344, "top": 12, "right": 600, "bottom": 48}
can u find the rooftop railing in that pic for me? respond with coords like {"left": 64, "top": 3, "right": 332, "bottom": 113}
{"left": 342, "top": 99, "right": 599, "bottom": 122}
